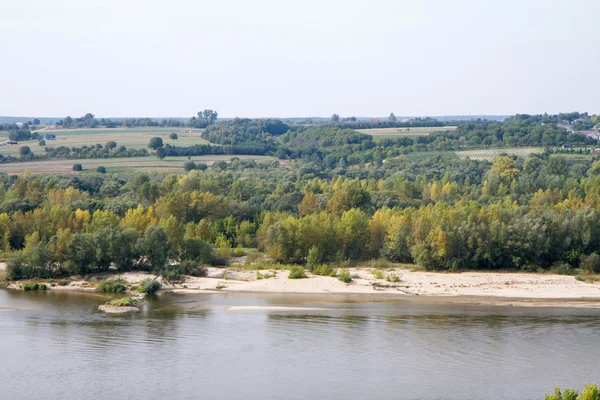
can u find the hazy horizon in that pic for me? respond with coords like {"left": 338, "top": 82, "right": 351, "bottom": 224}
{"left": 2, "top": 0, "right": 599, "bottom": 118}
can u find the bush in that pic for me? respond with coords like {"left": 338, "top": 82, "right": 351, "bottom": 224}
{"left": 57, "top": 279, "right": 70, "bottom": 286}
{"left": 550, "top": 262, "right": 575, "bottom": 275}
{"left": 338, "top": 269, "right": 352, "bottom": 283}
{"left": 372, "top": 269, "right": 384, "bottom": 279}
{"left": 580, "top": 252, "right": 600, "bottom": 274}
{"left": 161, "top": 265, "right": 184, "bottom": 282}
{"left": 288, "top": 266, "right": 306, "bottom": 279}
{"left": 136, "top": 279, "right": 161, "bottom": 294}
{"left": 22, "top": 282, "right": 47, "bottom": 291}
{"left": 386, "top": 272, "right": 400, "bottom": 283}
{"left": 72, "top": 164, "right": 83, "bottom": 171}
{"left": 5, "top": 255, "right": 25, "bottom": 280}
{"left": 96, "top": 166, "right": 107, "bottom": 173}
{"left": 520, "top": 263, "right": 540, "bottom": 273}
{"left": 231, "top": 245, "right": 245, "bottom": 257}
{"left": 98, "top": 279, "right": 127, "bottom": 293}
{"left": 180, "top": 260, "right": 208, "bottom": 277}
{"left": 312, "top": 264, "right": 334, "bottom": 276}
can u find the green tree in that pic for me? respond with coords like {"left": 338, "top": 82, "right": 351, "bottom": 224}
{"left": 38, "top": 140, "right": 45, "bottom": 146}
{"left": 169, "top": 132, "right": 178, "bottom": 141}
{"left": 148, "top": 137, "right": 164, "bottom": 150}
{"left": 331, "top": 114, "right": 340, "bottom": 122}
{"left": 184, "top": 161, "right": 197, "bottom": 171}
{"left": 138, "top": 225, "right": 170, "bottom": 271}
{"left": 72, "top": 164, "right": 82, "bottom": 171}
{"left": 32, "top": 118, "right": 40, "bottom": 125}
{"left": 581, "top": 252, "right": 600, "bottom": 274}
{"left": 96, "top": 166, "right": 106, "bottom": 173}
{"left": 19, "top": 146, "right": 31, "bottom": 156}
{"left": 157, "top": 147, "right": 167, "bottom": 160}
{"left": 389, "top": 113, "right": 397, "bottom": 122}
{"left": 180, "top": 237, "right": 214, "bottom": 263}
{"left": 337, "top": 208, "right": 371, "bottom": 260}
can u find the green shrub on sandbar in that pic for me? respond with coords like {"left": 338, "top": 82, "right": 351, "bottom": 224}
{"left": 338, "top": 269, "right": 352, "bottom": 283}
{"left": 98, "top": 279, "right": 127, "bottom": 293}
{"left": 22, "top": 282, "right": 47, "bottom": 291}
{"left": 288, "top": 266, "right": 306, "bottom": 279}
{"left": 136, "top": 279, "right": 161, "bottom": 294}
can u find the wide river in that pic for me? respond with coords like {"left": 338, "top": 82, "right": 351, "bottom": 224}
{"left": 1, "top": 289, "right": 599, "bottom": 400}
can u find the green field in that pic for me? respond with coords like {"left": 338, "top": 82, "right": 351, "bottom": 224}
{"left": 359, "top": 126, "right": 457, "bottom": 141}
{"left": 0, "top": 155, "right": 278, "bottom": 175}
{"left": 0, "top": 128, "right": 208, "bottom": 156}
{"left": 456, "top": 148, "right": 543, "bottom": 161}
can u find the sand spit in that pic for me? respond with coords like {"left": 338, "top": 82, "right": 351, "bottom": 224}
{"left": 6, "top": 266, "right": 600, "bottom": 308}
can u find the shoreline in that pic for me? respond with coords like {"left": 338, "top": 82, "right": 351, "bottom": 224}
{"left": 4, "top": 266, "right": 600, "bottom": 309}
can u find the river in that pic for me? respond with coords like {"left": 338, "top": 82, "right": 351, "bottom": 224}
{"left": 1, "top": 289, "right": 599, "bottom": 399}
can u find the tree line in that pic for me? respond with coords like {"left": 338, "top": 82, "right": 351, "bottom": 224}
{"left": 2, "top": 149, "right": 600, "bottom": 279}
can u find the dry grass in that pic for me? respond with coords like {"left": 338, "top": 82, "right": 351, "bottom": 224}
{"left": 0, "top": 128, "right": 208, "bottom": 156}
{"left": 456, "top": 147, "right": 543, "bottom": 161}
{"left": 358, "top": 126, "right": 457, "bottom": 137}
{"left": 0, "top": 155, "right": 279, "bottom": 175}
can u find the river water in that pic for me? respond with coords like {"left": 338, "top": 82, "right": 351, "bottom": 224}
{"left": 1, "top": 289, "right": 599, "bottom": 400}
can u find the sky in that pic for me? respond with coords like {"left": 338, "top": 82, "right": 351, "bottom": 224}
{"left": 1, "top": 0, "right": 599, "bottom": 118}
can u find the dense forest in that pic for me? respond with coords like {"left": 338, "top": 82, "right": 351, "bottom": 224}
{"left": 2, "top": 112, "right": 600, "bottom": 280}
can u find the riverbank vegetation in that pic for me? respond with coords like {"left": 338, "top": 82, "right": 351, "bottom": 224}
{"left": 545, "top": 383, "right": 600, "bottom": 400}
{"left": 1, "top": 112, "right": 600, "bottom": 280}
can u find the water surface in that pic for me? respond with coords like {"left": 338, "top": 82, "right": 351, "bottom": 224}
{"left": 1, "top": 289, "right": 599, "bottom": 400}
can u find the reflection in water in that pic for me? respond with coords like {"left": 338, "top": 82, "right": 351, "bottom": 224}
{"left": 1, "top": 289, "right": 600, "bottom": 400}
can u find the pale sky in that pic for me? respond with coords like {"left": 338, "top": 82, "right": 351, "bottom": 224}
{"left": 1, "top": 0, "right": 599, "bottom": 118}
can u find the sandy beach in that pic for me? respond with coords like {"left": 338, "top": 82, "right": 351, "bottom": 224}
{"left": 11, "top": 266, "right": 598, "bottom": 308}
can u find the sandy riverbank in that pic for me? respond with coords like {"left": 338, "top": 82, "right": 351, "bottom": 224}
{"left": 11, "top": 266, "right": 600, "bottom": 307}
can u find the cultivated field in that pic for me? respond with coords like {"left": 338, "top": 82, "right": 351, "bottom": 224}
{"left": 399, "top": 147, "right": 544, "bottom": 163}
{"left": 358, "top": 126, "right": 457, "bottom": 141}
{"left": 0, "top": 128, "right": 208, "bottom": 156}
{"left": 404, "top": 152, "right": 460, "bottom": 162}
{"left": 456, "top": 148, "right": 543, "bottom": 161}
{"left": 0, "top": 155, "right": 278, "bottom": 175}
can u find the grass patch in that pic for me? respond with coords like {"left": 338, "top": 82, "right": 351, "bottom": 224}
{"left": 363, "top": 259, "right": 396, "bottom": 270}
{"left": 57, "top": 279, "right": 70, "bottom": 286}
{"left": 372, "top": 269, "right": 384, "bottom": 279}
{"left": 288, "top": 266, "right": 307, "bottom": 279}
{"left": 136, "top": 279, "right": 161, "bottom": 294}
{"left": 237, "top": 260, "right": 288, "bottom": 271}
{"left": 105, "top": 297, "right": 136, "bottom": 307}
{"left": 256, "top": 271, "right": 275, "bottom": 280}
{"left": 98, "top": 279, "right": 127, "bottom": 293}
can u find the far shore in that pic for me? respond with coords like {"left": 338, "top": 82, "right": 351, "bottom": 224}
{"left": 4, "top": 264, "right": 600, "bottom": 308}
